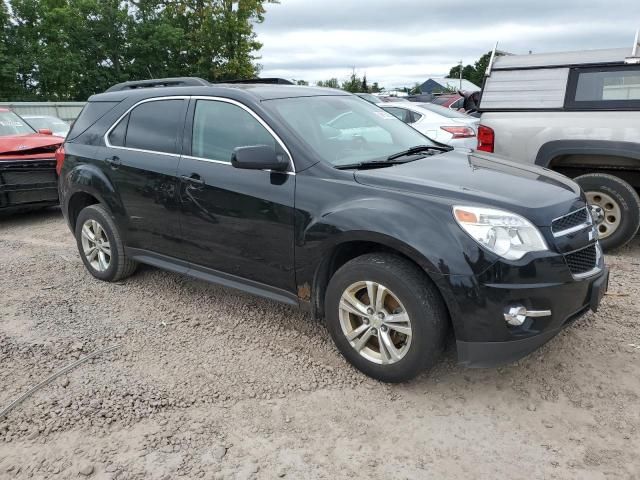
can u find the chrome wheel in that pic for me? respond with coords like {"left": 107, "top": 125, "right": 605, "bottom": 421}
{"left": 586, "top": 191, "right": 621, "bottom": 239}
{"left": 338, "top": 281, "right": 412, "bottom": 365}
{"left": 81, "top": 219, "right": 111, "bottom": 272}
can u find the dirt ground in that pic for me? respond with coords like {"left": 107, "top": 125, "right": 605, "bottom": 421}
{"left": 0, "top": 208, "right": 639, "bottom": 480}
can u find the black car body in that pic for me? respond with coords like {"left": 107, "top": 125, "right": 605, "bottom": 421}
{"left": 58, "top": 78, "right": 609, "bottom": 381}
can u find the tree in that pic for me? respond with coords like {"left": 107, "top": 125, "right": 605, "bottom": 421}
{"left": 0, "top": 0, "right": 278, "bottom": 101}
{"left": 370, "top": 82, "right": 381, "bottom": 93}
{"left": 361, "top": 74, "right": 368, "bottom": 93}
{"left": 448, "top": 51, "right": 501, "bottom": 88}
{"left": 316, "top": 78, "right": 339, "bottom": 89}
{"left": 294, "top": 79, "right": 309, "bottom": 85}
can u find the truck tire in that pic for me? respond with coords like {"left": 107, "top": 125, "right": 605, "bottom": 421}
{"left": 325, "top": 253, "right": 448, "bottom": 383}
{"left": 575, "top": 173, "right": 640, "bottom": 251}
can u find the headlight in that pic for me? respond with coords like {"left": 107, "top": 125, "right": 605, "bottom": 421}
{"left": 453, "top": 206, "right": 548, "bottom": 260}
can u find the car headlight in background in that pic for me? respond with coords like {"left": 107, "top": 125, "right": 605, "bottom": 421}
{"left": 453, "top": 206, "right": 548, "bottom": 260}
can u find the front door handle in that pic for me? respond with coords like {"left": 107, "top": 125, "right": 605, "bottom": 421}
{"left": 105, "top": 156, "right": 121, "bottom": 169}
{"left": 180, "top": 174, "right": 205, "bottom": 185}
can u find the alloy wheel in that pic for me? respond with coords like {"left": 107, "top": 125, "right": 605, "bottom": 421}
{"left": 586, "top": 191, "right": 622, "bottom": 239}
{"left": 338, "top": 281, "right": 412, "bottom": 365}
{"left": 80, "top": 219, "right": 111, "bottom": 272}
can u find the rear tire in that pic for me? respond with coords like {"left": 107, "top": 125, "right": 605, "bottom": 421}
{"left": 75, "top": 204, "right": 137, "bottom": 282}
{"left": 575, "top": 173, "right": 640, "bottom": 251}
{"left": 325, "top": 253, "right": 448, "bottom": 383}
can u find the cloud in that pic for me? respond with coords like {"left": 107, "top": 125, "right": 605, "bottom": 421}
{"left": 254, "top": 0, "right": 640, "bottom": 88}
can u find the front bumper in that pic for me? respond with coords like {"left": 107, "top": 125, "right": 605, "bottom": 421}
{"left": 434, "top": 253, "right": 609, "bottom": 368}
{"left": 0, "top": 159, "right": 59, "bottom": 211}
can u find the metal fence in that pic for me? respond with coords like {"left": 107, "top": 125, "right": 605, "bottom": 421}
{"left": 0, "top": 102, "right": 86, "bottom": 122}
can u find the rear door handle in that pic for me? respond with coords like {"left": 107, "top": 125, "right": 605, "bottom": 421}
{"left": 180, "top": 174, "right": 205, "bottom": 185}
{"left": 105, "top": 156, "right": 121, "bottom": 168}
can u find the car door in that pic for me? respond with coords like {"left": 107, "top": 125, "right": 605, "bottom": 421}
{"left": 177, "top": 97, "right": 296, "bottom": 294}
{"left": 102, "top": 97, "right": 187, "bottom": 257}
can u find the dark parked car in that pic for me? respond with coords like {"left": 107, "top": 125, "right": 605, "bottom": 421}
{"left": 0, "top": 109, "right": 64, "bottom": 213}
{"left": 58, "top": 77, "right": 609, "bottom": 382}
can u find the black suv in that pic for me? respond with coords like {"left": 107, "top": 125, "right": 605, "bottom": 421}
{"left": 58, "top": 77, "right": 609, "bottom": 382}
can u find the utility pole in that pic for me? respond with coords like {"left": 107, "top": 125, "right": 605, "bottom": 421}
{"left": 459, "top": 60, "right": 463, "bottom": 90}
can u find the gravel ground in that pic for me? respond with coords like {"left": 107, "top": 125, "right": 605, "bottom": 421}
{"left": 1, "top": 208, "right": 639, "bottom": 479}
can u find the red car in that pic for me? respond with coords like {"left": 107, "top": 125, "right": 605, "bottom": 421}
{"left": 431, "top": 93, "right": 464, "bottom": 110}
{"left": 0, "top": 109, "right": 64, "bottom": 213}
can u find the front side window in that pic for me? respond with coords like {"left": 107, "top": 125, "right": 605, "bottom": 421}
{"left": 113, "top": 99, "right": 185, "bottom": 154}
{"left": 191, "top": 100, "right": 276, "bottom": 162}
{"left": 0, "top": 111, "right": 35, "bottom": 136}
{"left": 568, "top": 66, "right": 640, "bottom": 108}
{"left": 264, "top": 95, "right": 434, "bottom": 167}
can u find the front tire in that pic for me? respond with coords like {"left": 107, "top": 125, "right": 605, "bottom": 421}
{"left": 575, "top": 173, "right": 640, "bottom": 251}
{"left": 325, "top": 253, "right": 448, "bottom": 382}
{"left": 75, "top": 204, "right": 137, "bottom": 282}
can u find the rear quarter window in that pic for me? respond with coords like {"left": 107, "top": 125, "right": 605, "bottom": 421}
{"left": 67, "top": 101, "right": 120, "bottom": 140}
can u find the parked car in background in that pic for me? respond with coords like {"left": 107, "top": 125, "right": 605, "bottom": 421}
{"left": 0, "top": 109, "right": 63, "bottom": 212}
{"left": 23, "top": 115, "right": 70, "bottom": 138}
{"left": 381, "top": 102, "right": 479, "bottom": 148}
{"left": 58, "top": 77, "right": 608, "bottom": 382}
{"left": 355, "top": 92, "right": 383, "bottom": 104}
{"left": 478, "top": 37, "right": 640, "bottom": 251}
{"left": 431, "top": 93, "right": 464, "bottom": 110}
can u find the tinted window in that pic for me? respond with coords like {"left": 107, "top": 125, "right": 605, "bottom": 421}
{"left": 109, "top": 114, "right": 129, "bottom": 147}
{"left": 125, "top": 100, "right": 184, "bottom": 154}
{"left": 192, "top": 100, "right": 276, "bottom": 162}
{"left": 575, "top": 67, "right": 640, "bottom": 101}
{"left": 67, "top": 101, "right": 119, "bottom": 140}
{"left": 384, "top": 107, "right": 412, "bottom": 123}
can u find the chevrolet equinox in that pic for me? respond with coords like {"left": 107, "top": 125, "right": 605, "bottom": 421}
{"left": 57, "top": 77, "right": 609, "bottom": 382}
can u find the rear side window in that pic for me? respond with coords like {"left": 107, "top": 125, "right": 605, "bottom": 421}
{"left": 567, "top": 65, "right": 640, "bottom": 109}
{"left": 191, "top": 100, "right": 276, "bottom": 162}
{"left": 67, "top": 101, "right": 120, "bottom": 140}
{"left": 123, "top": 100, "right": 185, "bottom": 154}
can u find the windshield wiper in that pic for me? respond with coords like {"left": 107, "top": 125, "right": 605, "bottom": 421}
{"left": 386, "top": 144, "right": 452, "bottom": 161}
{"left": 334, "top": 159, "right": 410, "bottom": 170}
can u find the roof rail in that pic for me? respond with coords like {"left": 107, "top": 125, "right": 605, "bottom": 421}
{"left": 104, "top": 77, "right": 211, "bottom": 93}
{"left": 625, "top": 29, "right": 640, "bottom": 64}
{"left": 213, "top": 78, "right": 294, "bottom": 85}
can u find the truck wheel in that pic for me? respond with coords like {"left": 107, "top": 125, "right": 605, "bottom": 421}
{"left": 325, "top": 253, "right": 448, "bottom": 383}
{"left": 575, "top": 173, "right": 640, "bottom": 251}
{"left": 75, "top": 204, "right": 137, "bottom": 282}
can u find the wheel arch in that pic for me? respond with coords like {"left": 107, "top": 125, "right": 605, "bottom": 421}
{"left": 63, "top": 163, "right": 125, "bottom": 230}
{"left": 309, "top": 234, "right": 452, "bottom": 326}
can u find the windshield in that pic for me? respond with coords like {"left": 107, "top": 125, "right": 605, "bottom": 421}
{"left": 0, "top": 111, "right": 35, "bottom": 136}
{"left": 265, "top": 95, "right": 435, "bottom": 167}
{"left": 24, "top": 116, "right": 69, "bottom": 134}
{"left": 417, "top": 103, "right": 469, "bottom": 119}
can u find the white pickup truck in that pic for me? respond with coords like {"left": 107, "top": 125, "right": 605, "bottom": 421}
{"left": 477, "top": 33, "right": 640, "bottom": 251}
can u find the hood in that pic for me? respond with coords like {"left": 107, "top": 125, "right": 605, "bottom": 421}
{"left": 0, "top": 133, "right": 64, "bottom": 157}
{"left": 354, "top": 149, "right": 585, "bottom": 226}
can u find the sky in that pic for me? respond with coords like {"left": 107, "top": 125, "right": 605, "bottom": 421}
{"left": 254, "top": 0, "right": 640, "bottom": 89}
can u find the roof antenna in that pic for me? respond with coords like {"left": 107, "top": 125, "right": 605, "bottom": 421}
{"left": 625, "top": 29, "right": 640, "bottom": 64}
{"left": 485, "top": 41, "right": 498, "bottom": 77}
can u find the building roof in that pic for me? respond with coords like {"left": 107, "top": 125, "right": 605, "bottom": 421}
{"left": 421, "top": 77, "right": 480, "bottom": 92}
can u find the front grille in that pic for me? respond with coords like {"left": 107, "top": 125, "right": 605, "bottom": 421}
{"left": 564, "top": 244, "right": 598, "bottom": 276}
{"left": 552, "top": 207, "right": 590, "bottom": 236}
{"left": 1, "top": 170, "right": 57, "bottom": 185}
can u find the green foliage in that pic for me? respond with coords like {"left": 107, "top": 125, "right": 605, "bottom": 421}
{"left": 316, "top": 78, "right": 340, "bottom": 89}
{"left": 448, "top": 51, "right": 501, "bottom": 88}
{"left": 0, "top": 0, "right": 277, "bottom": 101}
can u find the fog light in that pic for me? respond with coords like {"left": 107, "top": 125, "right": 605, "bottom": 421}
{"left": 504, "top": 305, "right": 552, "bottom": 326}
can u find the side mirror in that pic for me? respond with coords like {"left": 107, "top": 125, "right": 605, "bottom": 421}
{"left": 38, "top": 128, "right": 53, "bottom": 135}
{"left": 231, "top": 145, "right": 289, "bottom": 171}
